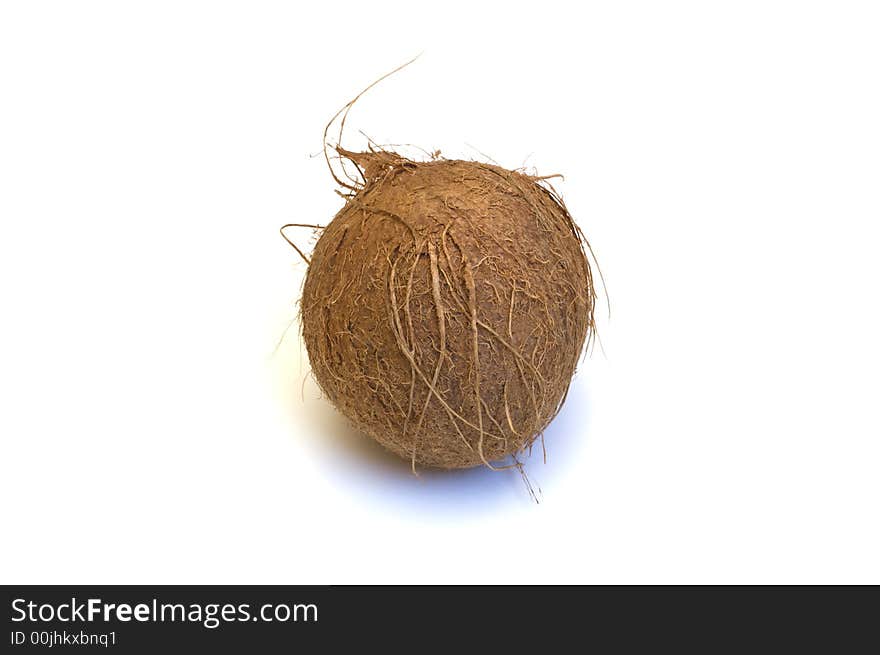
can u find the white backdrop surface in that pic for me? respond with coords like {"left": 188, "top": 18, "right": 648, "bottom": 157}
{"left": 1, "top": 1, "right": 878, "bottom": 583}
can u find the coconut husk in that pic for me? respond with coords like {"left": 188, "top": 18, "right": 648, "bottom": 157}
{"left": 300, "top": 145, "right": 596, "bottom": 470}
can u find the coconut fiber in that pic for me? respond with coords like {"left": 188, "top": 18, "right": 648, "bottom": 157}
{"left": 297, "top": 142, "right": 597, "bottom": 471}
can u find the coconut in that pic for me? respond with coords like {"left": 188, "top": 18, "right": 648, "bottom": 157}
{"left": 298, "top": 144, "right": 597, "bottom": 470}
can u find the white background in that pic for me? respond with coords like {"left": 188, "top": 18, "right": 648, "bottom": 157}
{"left": 1, "top": 1, "right": 878, "bottom": 584}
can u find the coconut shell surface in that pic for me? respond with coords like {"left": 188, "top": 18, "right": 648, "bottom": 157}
{"left": 301, "top": 149, "right": 595, "bottom": 469}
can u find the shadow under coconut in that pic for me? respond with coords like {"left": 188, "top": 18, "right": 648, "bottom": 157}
{"left": 296, "top": 368, "right": 593, "bottom": 518}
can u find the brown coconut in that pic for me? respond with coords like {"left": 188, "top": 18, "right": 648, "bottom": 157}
{"left": 300, "top": 146, "right": 596, "bottom": 470}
